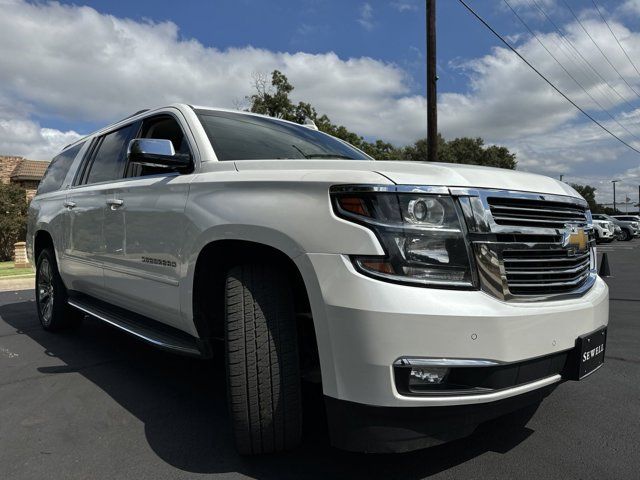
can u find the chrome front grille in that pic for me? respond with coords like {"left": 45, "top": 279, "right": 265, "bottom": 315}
{"left": 502, "top": 248, "right": 591, "bottom": 296}
{"left": 488, "top": 196, "right": 588, "bottom": 229}
{"left": 454, "top": 188, "right": 597, "bottom": 301}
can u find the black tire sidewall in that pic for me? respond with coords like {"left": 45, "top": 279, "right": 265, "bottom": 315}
{"left": 223, "top": 262, "right": 302, "bottom": 454}
{"left": 36, "top": 248, "right": 70, "bottom": 331}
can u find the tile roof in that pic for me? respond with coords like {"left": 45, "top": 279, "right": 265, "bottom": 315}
{"left": 10, "top": 159, "right": 50, "bottom": 181}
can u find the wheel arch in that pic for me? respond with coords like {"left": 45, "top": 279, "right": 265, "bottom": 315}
{"left": 33, "top": 229, "right": 55, "bottom": 264}
{"left": 191, "top": 239, "right": 310, "bottom": 338}
{"left": 183, "top": 227, "right": 337, "bottom": 394}
{"left": 189, "top": 238, "right": 328, "bottom": 387}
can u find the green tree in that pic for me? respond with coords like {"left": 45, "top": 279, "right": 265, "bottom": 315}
{"left": 570, "top": 184, "right": 599, "bottom": 212}
{"left": 248, "top": 70, "right": 404, "bottom": 159}
{"left": 246, "top": 70, "right": 516, "bottom": 168}
{"left": 0, "top": 183, "right": 28, "bottom": 261}
{"left": 404, "top": 137, "right": 516, "bottom": 169}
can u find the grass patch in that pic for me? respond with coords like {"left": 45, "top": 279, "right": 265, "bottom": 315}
{"left": 0, "top": 261, "right": 34, "bottom": 277}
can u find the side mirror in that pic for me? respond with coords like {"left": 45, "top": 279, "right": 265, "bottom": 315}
{"left": 127, "top": 138, "right": 191, "bottom": 169}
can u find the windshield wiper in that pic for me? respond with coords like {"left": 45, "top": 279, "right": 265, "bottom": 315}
{"left": 290, "top": 145, "right": 354, "bottom": 160}
{"left": 303, "top": 153, "right": 356, "bottom": 159}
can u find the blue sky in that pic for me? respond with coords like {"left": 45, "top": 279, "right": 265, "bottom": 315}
{"left": 2, "top": 0, "right": 640, "bottom": 204}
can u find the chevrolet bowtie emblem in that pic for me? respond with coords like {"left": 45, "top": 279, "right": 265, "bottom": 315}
{"left": 562, "top": 224, "right": 588, "bottom": 253}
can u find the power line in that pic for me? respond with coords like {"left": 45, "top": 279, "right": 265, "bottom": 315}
{"left": 591, "top": 0, "right": 640, "bottom": 85}
{"left": 560, "top": 0, "right": 640, "bottom": 101}
{"left": 529, "top": 0, "right": 636, "bottom": 112}
{"left": 503, "top": 0, "right": 640, "bottom": 144}
{"left": 456, "top": 0, "right": 640, "bottom": 156}
{"left": 528, "top": 0, "right": 628, "bottom": 118}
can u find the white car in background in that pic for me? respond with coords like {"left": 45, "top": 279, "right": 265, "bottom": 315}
{"left": 592, "top": 218, "right": 616, "bottom": 243}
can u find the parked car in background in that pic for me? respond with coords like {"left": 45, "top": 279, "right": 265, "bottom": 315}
{"left": 592, "top": 218, "right": 616, "bottom": 243}
{"left": 612, "top": 215, "right": 640, "bottom": 235}
{"left": 593, "top": 214, "right": 636, "bottom": 241}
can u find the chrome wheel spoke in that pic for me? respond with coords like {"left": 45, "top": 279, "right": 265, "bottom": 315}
{"left": 37, "top": 259, "right": 54, "bottom": 323}
{"left": 42, "top": 299, "right": 53, "bottom": 321}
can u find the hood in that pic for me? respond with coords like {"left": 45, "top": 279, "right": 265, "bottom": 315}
{"left": 233, "top": 159, "right": 582, "bottom": 198}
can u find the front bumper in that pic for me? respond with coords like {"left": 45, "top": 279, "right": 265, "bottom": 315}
{"left": 307, "top": 253, "right": 608, "bottom": 407}
{"left": 304, "top": 253, "right": 609, "bottom": 451}
{"left": 325, "top": 383, "right": 557, "bottom": 453}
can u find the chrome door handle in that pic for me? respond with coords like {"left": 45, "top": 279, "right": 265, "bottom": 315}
{"left": 106, "top": 198, "right": 124, "bottom": 209}
{"left": 63, "top": 200, "right": 76, "bottom": 209}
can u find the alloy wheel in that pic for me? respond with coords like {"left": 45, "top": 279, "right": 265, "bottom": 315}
{"left": 37, "top": 258, "right": 54, "bottom": 326}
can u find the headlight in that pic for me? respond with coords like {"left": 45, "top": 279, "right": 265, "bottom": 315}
{"left": 331, "top": 187, "right": 475, "bottom": 288}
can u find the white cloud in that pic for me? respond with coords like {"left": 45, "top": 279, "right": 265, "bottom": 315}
{"left": 502, "top": 0, "right": 557, "bottom": 15}
{"left": 0, "top": 0, "right": 425, "bottom": 158}
{"left": 0, "top": 118, "right": 81, "bottom": 160}
{"left": 440, "top": 13, "right": 640, "bottom": 163}
{"left": 390, "top": 1, "right": 419, "bottom": 13}
{"left": 357, "top": 3, "right": 374, "bottom": 31}
{"left": 616, "top": 0, "right": 640, "bottom": 16}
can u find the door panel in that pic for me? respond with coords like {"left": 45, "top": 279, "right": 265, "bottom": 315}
{"left": 61, "top": 123, "right": 137, "bottom": 300}
{"left": 60, "top": 185, "right": 106, "bottom": 297}
{"left": 101, "top": 174, "right": 191, "bottom": 330}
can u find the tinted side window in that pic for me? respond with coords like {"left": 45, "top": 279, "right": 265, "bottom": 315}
{"left": 85, "top": 124, "right": 135, "bottom": 184}
{"left": 37, "top": 143, "right": 84, "bottom": 195}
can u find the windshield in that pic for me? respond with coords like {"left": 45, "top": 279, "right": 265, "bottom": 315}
{"left": 196, "top": 110, "right": 370, "bottom": 161}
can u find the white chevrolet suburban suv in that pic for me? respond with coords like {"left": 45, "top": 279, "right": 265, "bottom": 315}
{"left": 27, "top": 104, "right": 609, "bottom": 454}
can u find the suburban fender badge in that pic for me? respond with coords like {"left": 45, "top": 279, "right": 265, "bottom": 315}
{"left": 141, "top": 256, "right": 177, "bottom": 268}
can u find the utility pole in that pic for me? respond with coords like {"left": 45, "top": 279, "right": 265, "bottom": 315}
{"left": 427, "top": 0, "right": 437, "bottom": 162}
{"left": 559, "top": 174, "right": 564, "bottom": 182}
{"left": 612, "top": 179, "right": 619, "bottom": 213}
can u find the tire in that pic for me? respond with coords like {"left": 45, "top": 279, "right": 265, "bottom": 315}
{"left": 35, "top": 248, "right": 82, "bottom": 331}
{"left": 622, "top": 229, "right": 632, "bottom": 241}
{"left": 224, "top": 263, "right": 302, "bottom": 455}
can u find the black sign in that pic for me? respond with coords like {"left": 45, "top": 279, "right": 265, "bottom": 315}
{"left": 577, "top": 327, "right": 607, "bottom": 379}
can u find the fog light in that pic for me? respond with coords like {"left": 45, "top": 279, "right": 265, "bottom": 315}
{"left": 409, "top": 366, "right": 449, "bottom": 385}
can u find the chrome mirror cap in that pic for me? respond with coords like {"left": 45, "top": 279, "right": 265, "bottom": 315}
{"left": 128, "top": 138, "right": 175, "bottom": 157}
{"left": 127, "top": 138, "right": 191, "bottom": 169}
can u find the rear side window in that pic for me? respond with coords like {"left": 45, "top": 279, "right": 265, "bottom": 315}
{"left": 84, "top": 124, "right": 136, "bottom": 185}
{"left": 37, "top": 142, "right": 85, "bottom": 195}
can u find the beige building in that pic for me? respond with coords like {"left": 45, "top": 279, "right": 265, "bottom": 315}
{"left": 0, "top": 155, "right": 50, "bottom": 201}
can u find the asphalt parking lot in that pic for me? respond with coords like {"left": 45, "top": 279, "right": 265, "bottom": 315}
{"left": 1, "top": 242, "right": 639, "bottom": 480}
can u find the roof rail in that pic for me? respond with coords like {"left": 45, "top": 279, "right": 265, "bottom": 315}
{"left": 118, "top": 108, "right": 149, "bottom": 122}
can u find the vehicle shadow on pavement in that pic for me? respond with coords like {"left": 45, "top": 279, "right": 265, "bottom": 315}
{"left": 0, "top": 299, "right": 535, "bottom": 479}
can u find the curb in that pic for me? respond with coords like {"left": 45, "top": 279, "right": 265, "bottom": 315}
{"left": 0, "top": 274, "right": 35, "bottom": 280}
